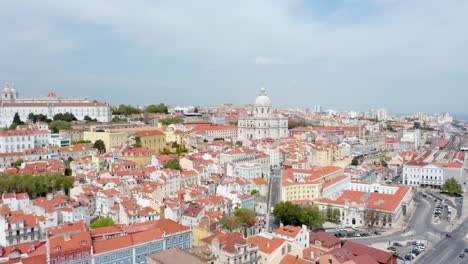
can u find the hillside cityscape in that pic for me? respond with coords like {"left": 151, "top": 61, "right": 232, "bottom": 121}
{"left": 0, "top": 84, "right": 466, "bottom": 264}
{"left": 1, "top": 1, "right": 468, "bottom": 264}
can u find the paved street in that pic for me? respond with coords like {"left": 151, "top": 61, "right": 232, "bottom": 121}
{"left": 415, "top": 219, "right": 468, "bottom": 264}
{"left": 267, "top": 168, "right": 282, "bottom": 230}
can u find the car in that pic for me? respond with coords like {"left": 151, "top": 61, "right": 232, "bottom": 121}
{"left": 360, "top": 232, "right": 370, "bottom": 237}
{"left": 460, "top": 253, "right": 465, "bottom": 258}
{"left": 446, "top": 234, "right": 453, "bottom": 238}
{"left": 405, "top": 254, "right": 414, "bottom": 260}
{"left": 464, "top": 248, "right": 468, "bottom": 253}
{"left": 387, "top": 246, "right": 397, "bottom": 251}
{"left": 374, "top": 231, "right": 383, "bottom": 235}
{"left": 393, "top": 242, "right": 403, "bottom": 247}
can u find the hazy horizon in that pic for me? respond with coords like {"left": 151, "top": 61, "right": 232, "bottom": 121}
{"left": 1, "top": 0, "right": 467, "bottom": 115}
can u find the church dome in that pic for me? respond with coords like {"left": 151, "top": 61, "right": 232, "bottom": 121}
{"left": 2, "top": 82, "right": 11, "bottom": 93}
{"left": 255, "top": 87, "right": 272, "bottom": 107}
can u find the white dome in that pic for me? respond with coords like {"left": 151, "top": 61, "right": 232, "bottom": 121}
{"left": 3, "top": 82, "right": 10, "bottom": 93}
{"left": 255, "top": 87, "right": 272, "bottom": 107}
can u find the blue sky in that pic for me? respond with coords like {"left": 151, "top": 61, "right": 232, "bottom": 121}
{"left": 0, "top": 0, "right": 467, "bottom": 115}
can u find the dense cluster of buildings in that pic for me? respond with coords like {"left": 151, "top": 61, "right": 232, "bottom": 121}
{"left": 0, "top": 84, "right": 465, "bottom": 263}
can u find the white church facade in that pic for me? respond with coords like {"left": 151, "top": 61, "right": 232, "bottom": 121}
{"left": 238, "top": 88, "right": 288, "bottom": 140}
{"left": 0, "top": 82, "right": 112, "bottom": 127}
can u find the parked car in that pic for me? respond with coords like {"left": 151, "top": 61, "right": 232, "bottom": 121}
{"left": 446, "top": 234, "right": 452, "bottom": 238}
{"left": 393, "top": 242, "right": 403, "bottom": 247}
{"left": 464, "top": 248, "right": 468, "bottom": 253}
{"left": 374, "top": 231, "right": 383, "bottom": 235}
{"left": 405, "top": 254, "right": 414, "bottom": 260}
{"left": 387, "top": 246, "right": 397, "bottom": 251}
{"left": 460, "top": 253, "right": 465, "bottom": 258}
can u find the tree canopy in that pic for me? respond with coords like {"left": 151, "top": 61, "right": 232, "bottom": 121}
{"left": 219, "top": 208, "right": 257, "bottom": 231}
{"left": 145, "top": 104, "right": 169, "bottom": 114}
{"left": 28, "top": 113, "right": 50, "bottom": 123}
{"left": 0, "top": 173, "right": 75, "bottom": 198}
{"left": 288, "top": 119, "right": 312, "bottom": 129}
{"left": 49, "top": 120, "right": 72, "bottom": 133}
{"left": 351, "top": 158, "right": 359, "bottom": 166}
{"left": 93, "top": 140, "right": 106, "bottom": 154}
{"left": 89, "top": 217, "right": 115, "bottom": 229}
{"left": 273, "top": 201, "right": 325, "bottom": 228}
{"left": 84, "top": 115, "right": 97, "bottom": 122}
{"left": 380, "top": 158, "right": 388, "bottom": 167}
{"left": 53, "top": 112, "right": 77, "bottom": 122}
{"left": 112, "top": 105, "right": 142, "bottom": 115}
{"left": 159, "top": 117, "right": 184, "bottom": 125}
{"left": 9, "top": 113, "right": 25, "bottom": 129}
{"left": 163, "top": 158, "right": 181, "bottom": 171}
{"left": 442, "top": 178, "right": 463, "bottom": 195}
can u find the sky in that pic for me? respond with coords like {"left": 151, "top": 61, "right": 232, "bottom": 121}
{"left": 0, "top": 0, "right": 467, "bottom": 115}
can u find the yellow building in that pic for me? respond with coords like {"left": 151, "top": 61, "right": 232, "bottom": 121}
{"left": 281, "top": 166, "right": 343, "bottom": 202}
{"left": 192, "top": 223, "right": 210, "bottom": 246}
{"left": 164, "top": 129, "right": 187, "bottom": 146}
{"left": 134, "top": 130, "right": 167, "bottom": 153}
{"left": 117, "top": 146, "right": 154, "bottom": 168}
{"left": 83, "top": 126, "right": 166, "bottom": 152}
{"left": 84, "top": 130, "right": 129, "bottom": 152}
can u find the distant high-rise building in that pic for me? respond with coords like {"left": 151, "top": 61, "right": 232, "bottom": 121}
{"left": 377, "top": 108, "right": 388, "bottom": 121}
{"left": 313, "top": 105, "right": 323, "bottom": 113}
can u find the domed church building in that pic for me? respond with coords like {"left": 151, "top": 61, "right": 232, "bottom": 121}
{"left": 238, "top": 88, "right": 288, "bottom": 140}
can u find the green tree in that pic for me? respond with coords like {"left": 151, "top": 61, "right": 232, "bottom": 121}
{"left": 159, "top": 117, "right": 184, "bottom": 125}
{"left": 351, "top": 158, "right": 359, "bottom": 166}
{"left": 442, "top": 178, "right": 463, "bottom": 195}
{"left": 229, "top": 121, "right": 238, "bottom": 125}
{"left": 12, "top": 112, "right": 23, "bottom": 124}
{"left": 273, "top": 201, "right": 304, "bottom": 226}
{"left": 163, "top": 158, "right": 181, "bottom": 171}
{"left": 9, "top": 112, "right": 25, "bottom": 129}
{"left": 380, "top": 158, "right": 388, "bottom": 167}
{"left": 235, "top": 141, "right": 243, "bottom": 146}
{"left": 333, "top": 209, "right": 341, "bottom": 220}
{"left": 194, "top": 107, "right": 199, "bottom": 113}
{"left": 219, "top": 214, "right": 242, "bottom": 231}
{"left": 84, "top": 115, "right": 97, "bottom": 122}
{"left": 12, "top": 159, "right": 24, "bottom": 168}
{"left": 89, "top": 217, "right": 115, "bottom": 229}
{"left": 234, "top": 208, "right": 257, "bottom": 227}
{"left": 133, "top": 136, "right": 142, "bottom": 148}
{"left": 303, "top": 206, "right": 325, "bottom": 229}
{"left": 64, "top": 168, "right": 72, "bottom": 176}
{"left": 93, "top": 140, "right": 106, "bottom": 153}
{"left": 49, "top": 121, "right": 72, "bottom": 133}
{"left": 273, "top": 202, "right": 324, "bottom": 228}
{"left": 325, "top": 206, "right": 333, "bottom": 219}
{"left": 146, "top": 104, "right": 169, "bottom": 114}
{"left": 414, "top": 122, "right": 421, "bottom": 129}
{"left": 53, "top": 112, "right": 77, "bottom": 122}
{"left": 161, "top": 148, "right": 173, "bottom": 155}
{"left": 0, "top": 173, "right": 74, "bottom": 198}
{"left": 112, "top": 105, "right": 142, "bottom": 115}
{"left": 251, "top": 189, "right": 258, "bottom": 195}
{"left": 28, "top": 113, "right": 50, "bottom": 123}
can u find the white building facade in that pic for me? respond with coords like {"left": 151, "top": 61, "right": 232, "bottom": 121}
{"left": 402, "top": 163, "right": 444, "bottom": 187}
{"left": 238, "top": 88, "right": 288, "bottom": 140}
{"left": 0, "top": 82, "right": 112, "bottom": 127}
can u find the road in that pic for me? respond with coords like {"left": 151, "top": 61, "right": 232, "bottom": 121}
{"left": 266, "top": 168, "right": 282, "bottom": 231}
{"left": 415, "top": 219, "right": 468, "bottom": 264}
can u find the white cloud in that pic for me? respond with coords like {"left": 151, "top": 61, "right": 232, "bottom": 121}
{"left": 254, "top": 57, "right": 283, "bottom": 65}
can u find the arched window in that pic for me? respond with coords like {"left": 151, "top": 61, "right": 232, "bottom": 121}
{"left": 261, "top": 108, "right": 264, "bottom": 113}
